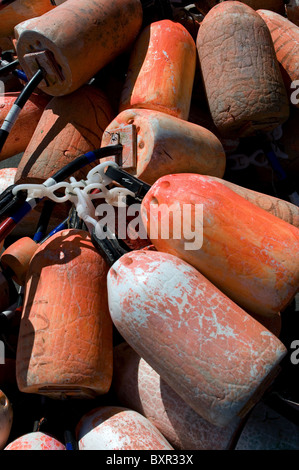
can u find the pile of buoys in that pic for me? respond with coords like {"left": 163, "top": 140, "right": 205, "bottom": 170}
{"left": 0, "top": 0, "right": 298, "bottom": 451}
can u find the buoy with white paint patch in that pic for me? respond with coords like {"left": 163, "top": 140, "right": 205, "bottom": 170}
{"left": 76, "top": 406, "right": 173, "bottom": 450}
{"left": 4, "top": 432, "right": 65, "bottom": 450}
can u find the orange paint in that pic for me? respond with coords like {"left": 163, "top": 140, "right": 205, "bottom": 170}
{"left": 16, "top": 229, "right": 113, "bottom": 399}
{"left": 119, "top": 20, "right": 196, "bottom": 120}
{"left": 1, "top": 237, "right": 38, "bottom": 285}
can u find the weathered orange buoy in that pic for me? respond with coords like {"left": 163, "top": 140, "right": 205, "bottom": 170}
{"left": 16, "top": 229, "right": 113, "bottom": 399}
{"left": 4, "top": 432, "right": 65, "bottom": 450}
{"left": 0, "top": 92, "right": 50, "bottom": 161}
{"left": 285, "top": 0, "right": 299, "bottom": 26}
{"left": 140, "top": 173, "right": 299, "bottom": 317}
{"left": 119, "top": 20, "right": 196, "bottom": 120}
{"left": 14, "top": 0, "right": 143, "bottom": 96}
{"left": 76, "top": 406, "right": 173, "bottom": 450}
{"left": 0, "top": 390, "right": 13, "bottom": 450}
{"left": 1, "top": 237, "right": 38, "bottom": 285}
{"left": 113, "top": 342, "right": 243, "bottom": 449}
{"left": 100, "top": 108, "right": 226, "bottom": 185}
{"left": 0, "top": 0, "right": 54, "bottom": 39}
{"left": 257, "top": 9, "right": 299, "bottom": 108}
{"left": 196, "top": 2, "right": 289, "bottom": 138}
{"left": 107, "top": 250, "right": 287, "bottom": 427}
{"left": 209, "top": 176, "right": 299, "bottom": 228}
{"left": 14, "top": 84, "right": 114, "bottom": 185}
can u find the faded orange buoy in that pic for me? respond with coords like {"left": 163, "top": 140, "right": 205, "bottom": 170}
{"left": 16, "top": 229, "right": 113, "bottom": 399}
{"left": 113, "top": 342, "right": 243, "bottom": 449}
{"left": 0, "top": 390, "right": 13, "bottom": 450}
{"left": 1, "top": 237, "right": 38, "bottom": 285}
{"left": 196, "top": 2, "right": 289, "bottom": 138}
{"left": 14, "top": 84, "right": 114, "bottom": 185}
{"left": 209, "top": 176, "right": 299, "bottom": 228}
{"left": 119, "top": 20, "right": 196, "bottom": 120}
{"left": 14, "top": 0, "right": 143, "bottom": 96}
{"left": 140, "top": 173, "right": 299, "bottom": 317}
{"left": 0, "top": 0, "right": 54, "bottom": 38}
{"left": 76, "top": 406, "right": 173, "bottom": 450}
{"left": 0, "top": 92, "right": 50, "bottom": 161}
{"left": 107, "top": 250, "right": 287, "bottom": 427}
{"left": 100, "top": 108, "right": 226, "bottom": 185}
{"left": 4, "top": 432, "right": 65, "bottom": 450}
{"left": 257, "top": 9, "right": 299, "bottom": 108}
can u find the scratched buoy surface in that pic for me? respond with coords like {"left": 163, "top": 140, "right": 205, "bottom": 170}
{"left": 107, "top": 250, "right": 287, "bottom": 427}
{"left": 4, "top": 431, "right": 65, "bottom": 450}
{"left": 76, "top": 406, "right": 174, "bottom": 450}
{"left": 140, "top": 173, "right": 299, "bottom": 317}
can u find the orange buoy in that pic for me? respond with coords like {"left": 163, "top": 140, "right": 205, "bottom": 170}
{"left": 14, "top": 0, "right": 143, "bottom": 96}
{"left": 107, "top": 249, "right": 287, "bottom": 427}
{"left": 100, "top": 108, "right": 226, "bottom": 185}
{"left": 14, "top": 85, "right": 114, "bottom": 185}
{"left": 196, "top": 2, "right": 289, "bottom": 138}
{"left": 140, "top": 173, "right": 299, "bottom": 317}
{"left": 113, "top": 342, "right": 243, "bottom": 449}
{"left": 0, "top": 390, "right": 13, "bottom": 450}
{"left": 209, "top": 176, "right": 299, "bottom": 228}
{"left": 0, "top": 0, "right": 54, "bottom": 38}
{"left": 76, "top": 406, "right": 173, "bottom": 450}
{"left": 285, "top": 0, "right": 299, "bottom": 26}
{"left": 16, "top": 229, "right": 113, "bottom": 399}
{"left": 4, "top": 432, "right": 65, "bottom": 450}
{"left": 257, "top": 9, "right": 299, "bottom": 108}
{"left": 1, "top": 237, "right": 38, "bottom": 285}
{"left": 119, "top": 20, "right": 196, "bottom": 120}
{"left": 0, "top": 92, "right": 50, "bottom": 161}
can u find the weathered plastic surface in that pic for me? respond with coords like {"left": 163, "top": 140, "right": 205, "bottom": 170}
{"left": 16, "top": 229, "right": 113, "bottom": 399}
{"left": 140, "top": 173, "right": 299, "bottom": 317}
{"left": 257, "top": 9, "right": 299, "bottom": 108}
{"left": 119, "top": 20, "right": 196, "bottom": 120}
{"left": 0, "top": 92, "right": 50, "bottom": 161}
{"left": 4, "top": 431, "right": 65, "bottom": 450}
{"left": 209, "top": 176, "right": 299, "bottom": 228}
{"left": 107, "top": 250, "right": 287, "bottom": 427}
{"left": 101, "top": 108, "right": 226, "bottom": 185}
{"left": 235, "top": 402, "right": 299, "bottom": 450}
{"left": 76, "top": 406, "right": 173, "bottom": 450}
{"left": 15, "top": 0, "right": 143, "bottom": 96}
{"left": 196, "top": 2, "right": 289, "bottom": 138}
{"left": 15, "top": 85, "right": 114, "bottom": 185}
{"left": 0, "top": 391, "right": 13, "bottom": 450}
{"left": 286, "top": 0, "right": 299, "bottom": 26}
{"left": 1, "top": 237, "right": 38, "bottom": 285}
{"left": 113, "top": 342, "right": 242, "bottom": 450}
{"left": 0, "top": 0, "right": 54, "bottom": 38}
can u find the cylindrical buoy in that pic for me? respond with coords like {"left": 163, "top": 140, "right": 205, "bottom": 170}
{"left": 285, "top": 0, "right": 299, "bottom": 26}
{"left": 119, "top": 20, "right": 196, "bottom": 120}
{"left": 107, "top": 250, "right": 287, "bottom": 427}
{"left": 14, "top": 0, "right": 143, "bottom": 96}
{"left": 100, "top": 108, "right": 226, "bottom": 185}
{"left": 140, "top": 174, "right": 299, "bottom": 317}
{"left": 113, "top": 342, "right": 243, "bottom": 450}
{"left": 0, "top": 390, "right": 13, "bottom": 450}
{"left": 16, "top": 229, "right": 113, "bottom": 399}
{"left": 0, "top": 237, "right": 38, "bottom": 285}
{"left": 257, "top": 10, "right": 299, "bottom": 108}
{"left": 0, "top": 92, "right": 50, "bottom": 161}
{"left": 0, "top": 0, "right": 54, "bottom": 38}
{"left": 14, "top": 84, "right": 114, "bottom": 185}
{"left": 209, "top": 176, "right": 299, "bottom": 228}
{"left": 4, "top": 432, "right": 65, "bottom": 450}
{"left": 76, "top": 406, "right": 174, "bottom": 450}
{"left": 196, "top": 2, "right": 290, "bottom": 138}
